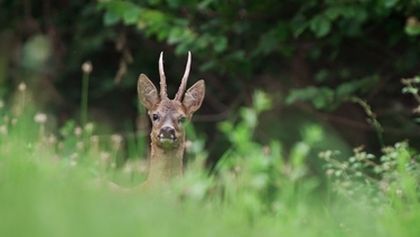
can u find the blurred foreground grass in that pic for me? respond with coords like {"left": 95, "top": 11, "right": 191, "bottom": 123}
{"left": 0, "top": 90, "right": 420, "bottom": 237}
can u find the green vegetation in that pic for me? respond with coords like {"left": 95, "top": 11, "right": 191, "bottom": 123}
{"left": 0, "top": 88, "right": 420, "bottom": 236}
{"left": 1, "top": 1, "right": 420, "bottom": 236}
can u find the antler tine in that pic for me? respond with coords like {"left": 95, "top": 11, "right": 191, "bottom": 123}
{"left": 175, "top": 51, "right": 192, "bottom": 101}
{"left": 159, "top": 51, "right": 168, "bottom": 99}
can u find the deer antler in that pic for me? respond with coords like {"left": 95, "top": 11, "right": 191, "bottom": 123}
{"left": 174, "top": 51, "right": 191, "bottom": 101}
{"left": 159, "top": 52, "right": 168, "bottom": 99}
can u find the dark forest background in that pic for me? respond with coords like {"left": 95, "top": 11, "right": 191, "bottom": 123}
{"left": 0, "top": 0, "right": 419, "bottom": 164}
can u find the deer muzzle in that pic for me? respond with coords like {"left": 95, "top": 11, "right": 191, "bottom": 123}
{"left": 158, "top": 126, "right": 176, "bottom": 142}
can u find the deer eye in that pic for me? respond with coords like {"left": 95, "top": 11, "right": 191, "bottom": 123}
{"left": 178, "top": 116, "right": 186, "bottom": 124}
{"left": 152, "top": 113, "right": 160, "bottom": 121}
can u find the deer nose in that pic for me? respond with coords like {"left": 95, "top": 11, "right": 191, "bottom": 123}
{"left": 159, "top": 126, "right": 176, "bottom": 140}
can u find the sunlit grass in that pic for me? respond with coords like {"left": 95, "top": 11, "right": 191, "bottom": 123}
{"left": 0, "top": 91, "right": 419, "bottom": 237}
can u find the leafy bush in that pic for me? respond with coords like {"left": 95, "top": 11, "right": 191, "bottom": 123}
{"left": 320, "top": 142, "right": 420, "bottom": 205}
{"left": 1, "top": 1, "right": 420, "bottom": 236}
{"left": 1, "top": 1, "right": 419, "bottom": 156}
{"left": 1, "top": 87, "right": 420, "bottom": 236}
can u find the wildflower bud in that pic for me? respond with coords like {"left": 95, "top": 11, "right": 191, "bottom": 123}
{"left": 100, "top": 152, "right": 110, "bottom": 163}
{"left": 84, "top": 123, "right": 94, "bottom": 133}
{"left": 48, "top": 135, "right": 57, "bottom": 145}
{"left": 34, "top": 113, "right": 47, "bottom": 124}
{"left": 0, "top": 125, "right": 7, "bottom": 135}
{"left": 123, "top": 164, "right": 133, "bottom": 174}
{"left": 111, "top": 134, "right": 123, "bottom": 148}
{"left": 74, "top": 127, "right": 82, "bottom": 136}
{"left": 81, "top": 61, "right": 93, "bottom": 74}
{"left": 379, "top": 181, "right": 389, "bottom": 192}
{"left": 70, "top": 160, "right": 77, "bottom": 167}
{"left": 70, "top": 153, "right": 78, "bottom": 160}
{"left": 233, "top": 165, "right": 241, "bottom": 174}
{"left": 76, "top": 141, "right": 84, "bottom": 150}
{"left": 18, "top": 82, "right": 27, "bottom": 92}
{"left": 90, "top": 135, "right": 99, "bottom": 145}
{"left": 407, "top": 16, "right": 418, "bottom": 27}
{"left": 326, "top": 169, "right": 334, "bottom": 176}
{"left": 262, "top": 145, "right": 271, "bottom": 156}
{"left": 70, "top": 153, "right": 78, "bottom": 166}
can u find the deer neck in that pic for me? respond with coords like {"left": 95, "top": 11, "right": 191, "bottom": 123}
{"left": 146, "top": 139, "right": 184, "bottom": 184}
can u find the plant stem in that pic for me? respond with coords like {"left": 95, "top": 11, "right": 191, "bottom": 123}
{"left": 80, "top": 73, "right": 90, "bottom": 126}
{"left": 350, "top": 97, "right": 384, "bottom": 147}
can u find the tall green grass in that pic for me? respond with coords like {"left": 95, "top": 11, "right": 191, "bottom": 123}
{"left": 0, "top": 90, "right": 419, "bottom": 237}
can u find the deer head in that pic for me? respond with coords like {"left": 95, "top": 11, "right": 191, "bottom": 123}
{"left": 138, "top": 51, "right": 205, "bottom": 151}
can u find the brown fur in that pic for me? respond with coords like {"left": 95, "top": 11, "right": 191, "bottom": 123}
{"left": 138, "top": 52, "right": 205, "bottom": 186}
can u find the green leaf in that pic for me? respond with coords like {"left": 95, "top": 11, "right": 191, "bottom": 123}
{"left": 384, "top": 0, "right": 398, "bottom": 8}
{"left": 213, "top": 36, "right": 227, "bottom": 53}
{"left": 122, "top": 7, "right": 141, "bottom": 25}
{"left": 310, "top": 15, "right": 331, "bottom": 38}
{"left": 218, "top": 121, "right": 233, "bottom": 134}
{"left": 314, "top": 69, "right": 329, "bottom": 82}
{"left": 335, "top": 76, "right": 378, "bottom": 100}
{"left": 253, "top": 90, "right": 272, "bottom": 112}
{"left": 240, "top": 108, "right": 257, "bottom": 129}
{"left": 405, "top": 17, "right": 420, "bottom": 36}
{"left": 286, "top": 87, "right": 318, "bottom": 104}
{"left": 104, "top": 11, "right": 120, "bottom": 26}
{"left": 302, "top": 124, "right": 324, "bottom": 145}
{"left": 168, "top": 27, "right": 184, "bottom": 44}
{"left": 402, "top": 87, "right": 418, "bottom": 94}
{"left": 313, "top": 89, "right": 334, "bottom": 109}
{"left": 286, "top": 86, "right": 334, "bottom": 109}
{"left": 324, "top": 6, "right": 343, "bottom": 20}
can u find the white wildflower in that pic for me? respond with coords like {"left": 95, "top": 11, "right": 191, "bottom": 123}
{"left": 76, "top": 141, "right": 84, "bottom": 150}
{"left": 123, "top": 163, "right": 133, "bottom": 174}
{"left": 48, "top": 135, "right": 57, "bottom": 145}
{"left": 90, "top": 135, "right": 99, "bottom": 145}
{"left": 18, "top": 82, "right": 27, "bottom": 92}
{"left": 74, "top": 126, "right": 82, "bottom": 136}
{"left": 81, "top": 61, "right": 93, "bottom": 74}
{"left": 0, "top": 125, "right": 7, "bottom": 135}
{"left": 70, "top": 160, "right": 77, "bottom": 167}
{"left": 84, "top": 122, "right": 94, "bottom": 133}
{"left": 34, "top": 113, "right": 47, "bottom": 124}
{"left": 111, "top": 134, "right": 123, "bottom": 148}
{"left": 70, "top": 153, "right": 78, "bottom": 166}
{"left": 100, "top": 152, "right": 110, "bottom": 163}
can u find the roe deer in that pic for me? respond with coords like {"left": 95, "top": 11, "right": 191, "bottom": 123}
{"left": 138, "top": 51, "right": 205, "bottom": 186}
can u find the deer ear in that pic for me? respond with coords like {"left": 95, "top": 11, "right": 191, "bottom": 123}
{"left": 182, "top": 80, "right": 205, "bottom": 115}
{"left": 138, "top": 74, "right": 160, "bottom": 110}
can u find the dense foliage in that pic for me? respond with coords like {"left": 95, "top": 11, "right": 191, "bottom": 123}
{"left": 0, "top": 90, "right": 420, "bottom": 236}
{"left": 1, "top": 1, "right": 420, "bottom": 236}
{"left": 1, "top": 0, "right": 419, "bottom": 157}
